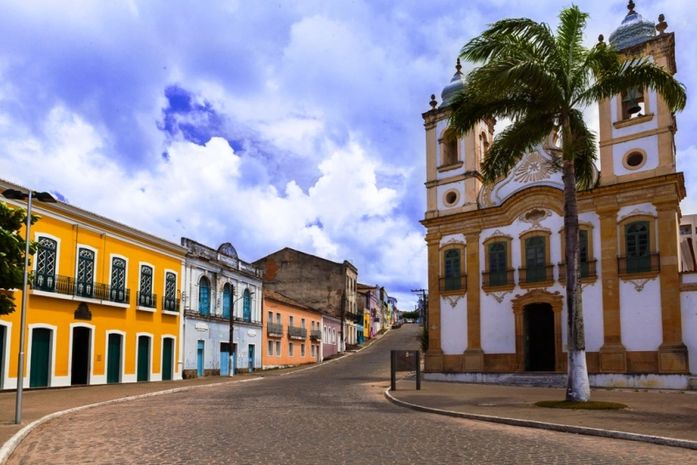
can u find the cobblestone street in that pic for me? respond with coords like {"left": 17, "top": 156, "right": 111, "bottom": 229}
{"left": 8, "top": 326, "right": 697, "bottom": 465}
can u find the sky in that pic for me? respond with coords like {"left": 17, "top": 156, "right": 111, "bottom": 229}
{"left": 0, "top": 0, "right": 695, "bottom": 310}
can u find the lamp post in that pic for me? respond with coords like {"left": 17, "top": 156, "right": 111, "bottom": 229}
{"left": 2, "top": 188, "right": 56, "bottom": 424}
{"left": 228, "top": 289, "right": 254, "bottom": 377}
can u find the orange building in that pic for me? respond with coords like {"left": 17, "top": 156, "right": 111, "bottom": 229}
{"left": 262, "top": 290, "right": 321, "bottom": 369}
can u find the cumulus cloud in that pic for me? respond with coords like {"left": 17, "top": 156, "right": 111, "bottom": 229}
{"left": 1, "top": 0, "right": 695, "bottom": 309}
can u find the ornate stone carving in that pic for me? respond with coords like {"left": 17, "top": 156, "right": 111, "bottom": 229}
{"left": 520, "top": 208, "right": 551, "bottom": 228}
{"left": 513, "top": 151, "right": 554, "bottom": 183}
{"left": 445, "top": 295, "right": 463, "bottom": 307}
{"left": 627, "top": 278, "right": 655, "bottom": 292}
{"left": 488, "top": 290, "right": 511, "bottom": 303}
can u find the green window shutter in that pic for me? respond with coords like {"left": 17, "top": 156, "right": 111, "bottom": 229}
{"left": 76, "top": 248, "right": 95, "bottom": 297}
{"left": 488, "top": 242, "right": 507, "bottom": 286}
{"left": 110, "top": 258, "right": 126, "bottom": 302}
{"left": 164, "top": 272, "right": 176, "bottom": 311}
{"left": 139, "top": 265, "right": 153, "bottom": 306}
{"left": 444, "top": 249, "right": 461, "bottom": 290}
{"left": 579, "top": 230, "right": 589, "bottom": 278}
{"left": 525, "top": 236, "right": 546, "bottom": 282}
{"left": 35, "top": 237, "right": 57, "bottom": 291}
{"left": 625, "top": 221, "right": 650, "bottom": 272}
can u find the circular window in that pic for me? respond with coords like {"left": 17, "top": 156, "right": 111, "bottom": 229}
{"left": 623, "top": 151, "right": 646, "bottom": 170}
{"left": 445, "top": 191, "right": 458, "bottom": 206}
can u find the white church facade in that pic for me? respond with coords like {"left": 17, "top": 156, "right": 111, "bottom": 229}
{"left": 422, "top": 3, "right": 697, "bottom": 389}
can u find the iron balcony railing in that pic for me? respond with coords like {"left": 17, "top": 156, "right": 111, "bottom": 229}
{"left": 288, "top": 325, "right": 307, "bottom": 340}
{"left": 481, "top": 269, "right": 515, "bottom": 288}
{"left": 310, "top": 329, "right": 322, "bottom": 341}
{"left": 558, "top": 260, "right": 598, "bottom": 281}
{"left": 32, "top": 274, "right": 131, "bottom": 304}
{"left": 518, "top": 265, "right": 555, "bottom": 284}
{"left": 618, "top": 253, "right": 660, "bottom": 275}
{"left": 162, "top": 294, "right": 180, "bottom": 313}
{"left": 439, "top": 274, "right": 467, "bottom": 292}
{"left": 267, "top": 322, "right": 283, "bottom": 337}
{"left": 137, "top": 291, "right": 157, "bottom": 308}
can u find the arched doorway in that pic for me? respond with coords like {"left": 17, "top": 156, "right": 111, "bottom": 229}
{"left": 511, "top": 289, "right": 563, "bottom": 372}
{"left": 523, "top": 303, "right": 555, "bottom": 371}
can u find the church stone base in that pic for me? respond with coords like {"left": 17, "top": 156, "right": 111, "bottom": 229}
{"left": 424, "top": 372, "right": 694, "bottom": 390}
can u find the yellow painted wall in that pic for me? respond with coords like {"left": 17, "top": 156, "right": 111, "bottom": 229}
{"left": 0, "top": 199, "right": 185, "bottom": 387}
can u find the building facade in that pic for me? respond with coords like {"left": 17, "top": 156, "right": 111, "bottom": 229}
{"left": 263, "top": 290, "right": 321, "bottom": 368}
{"left": 254, "top": 247, "right": 358, "bottom": 354}
{"left": 0, "top": 179, "right": 186, "bottom": 389}
{"left": 422, "top": 4, "right": 696, "bottom": 389}
{"left": 181, "top": 238, "right": 263, "bottom": 377}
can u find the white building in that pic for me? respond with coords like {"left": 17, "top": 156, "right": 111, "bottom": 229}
{"left": 422, "top": 4, "right": 696, "bottom": 389}
{"left": 181, "top": 238, "right": 263, "bottom": 376}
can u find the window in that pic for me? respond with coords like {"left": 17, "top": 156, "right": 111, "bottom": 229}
{"left": 680, "top": 224, "right": 692, "bottom": 235}
{"left": 275, "top": 341, "right": 281, "bottom": 356}
{"left": 164, "top": 272, "right": 177, "bottom": 311}
{"left": 76, "top": 248, "right": 95, "bottom": 297}
{"left": 110, "top": 257, "right": 127, "bottom": 303}
{"left": 488, "top": 241, "right": 508, "bottom": 286}
{"left": 301, "top": 343, "right": 305, "bottom": 357}
{"left": 268, "top": 311, "right": 273, "bottom": 323}
{"left": 139, "top": 265, "right": 154, "bottom": 307}
{"left": 268, "top": 341, "right": 273, "bottom": 356}
{"left": 242, "top": 289, "right": 251, "bottom": 322}
{"left": 222, "top": 283, "right": 232, "bottom": 318}
{"left": 440, "top": 129, "right": 458, "bottom": 166}
{"left": 626, "top": 221, "right": 650, "bottom": 273}
{"left": 289, "top": 315, "right": 294, "bottom": 327}
{"left": 522, "top": 236, "right": 549, "bottom": 284}
{"left": 198, "top": 276, "right": 210, "bottom": 316}
{"left": 301, "top": 318, "right": 305, "bottom": 328}
{"left": 621, "top": 87, "right": 645, "bottom": 119}
{"left": 276, "top": 313, "right": 281, "bottom": 323}
{"left": 579, "top": 230, "right": 590, "bottom": 278}
{"left": 443, "top": 248, "right": 462, "bottom": 291}
{"left": 35, "top": 236, "right": 57, "bottom": 291}
{"left": 289, "top": 342, "right": 294, "bottom": 356}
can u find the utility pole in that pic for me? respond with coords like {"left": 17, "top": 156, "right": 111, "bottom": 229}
{"left": 410, "top": 289, "right": 427, "bottom": 326}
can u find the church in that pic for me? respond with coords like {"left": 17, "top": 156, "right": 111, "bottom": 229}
{"left": 421, "top": 2, "right": 697, "bottom": 389}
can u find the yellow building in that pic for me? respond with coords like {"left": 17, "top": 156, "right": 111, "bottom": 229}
{"left": 0, "top": 179, "right": 186, "bottom": 388}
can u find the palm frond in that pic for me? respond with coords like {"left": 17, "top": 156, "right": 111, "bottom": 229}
{"left": 579, "top": 59, "right": 687, "bottom": 111}
{"left": 555, "top": 6, "right": 588, "bottom": 77}
{"left": 481, "top": 113, "right": 556, "bottom": 182}
{"left": 461, "top": 18, "right": 559, "bottom": 66}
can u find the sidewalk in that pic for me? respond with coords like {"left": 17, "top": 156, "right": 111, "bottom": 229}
{"left": 388, "top": 379, "right": 697, "bottom": 448}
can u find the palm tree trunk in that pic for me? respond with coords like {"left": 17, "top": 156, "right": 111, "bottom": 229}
{"left": 562, "top": 151, "right": 591, "bottom": 402}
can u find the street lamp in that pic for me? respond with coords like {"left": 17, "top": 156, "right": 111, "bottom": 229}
{"left": 228, "top": 289, "right": 254, "bottom": 377}
{"left": 2, "top": 188, "right": 56, "bottom": 424}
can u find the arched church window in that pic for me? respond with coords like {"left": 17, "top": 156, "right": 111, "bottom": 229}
{"left": 621, "top": 87, "right": 645, "bottom": 120}
{"left": 441, "top": 130, "right": 458, "bottom": 166}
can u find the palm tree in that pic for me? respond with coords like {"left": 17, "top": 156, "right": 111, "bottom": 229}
{"left": 449, "top": 6, "right": 686, "bottom": 401}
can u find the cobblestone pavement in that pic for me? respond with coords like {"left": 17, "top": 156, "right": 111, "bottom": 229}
{"left": 8, "top": 326, "right": 697, "bottom": 465}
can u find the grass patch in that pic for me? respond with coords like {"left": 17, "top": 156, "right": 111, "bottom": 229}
{"left": 535, "top": 400, "right": 627, "bottom": 410}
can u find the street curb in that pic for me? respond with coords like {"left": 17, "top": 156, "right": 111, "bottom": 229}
{"left": 384, "top": 388, "right": 697, "bottom": 451}
{"left": 0, "top": 377, "right": 263, "bottom": 465}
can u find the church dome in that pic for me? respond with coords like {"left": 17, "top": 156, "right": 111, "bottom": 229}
{"left": 440, "top": 59, "right": 465, "bottom": 108}
{"left": 609, "top": 1, "right": 656, "bottom": 50}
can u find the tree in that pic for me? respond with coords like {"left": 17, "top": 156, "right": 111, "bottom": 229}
{"left": 0, "top": 202, "right": 36, "bottom": 315}
{"left": 449, "top": 6, "right": 686, "bottom": 401}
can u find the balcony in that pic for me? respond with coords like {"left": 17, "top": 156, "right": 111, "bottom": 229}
{"left": 267, "top": 322, "right": 283, "bottom": 337}
{"left": 137, "top": 291, "right": 157, "bottom": 309}
{"left": 518, "top": 265, "right": 554, "bottom": 287}
{"left": 31, "top": 274, "right": 131, "bottom": 306}
{"left": 162, "top": 294, "right": 180, "bottom": 313}
{"left": 439, "top": 274, "right": 466, "bottom": 293}
{"left": 481, "top": 269, "right": 515, "bottom": 290}
{"left": 288, "top": 325, "right": 307, "bottom": 340}
{"left": 310, "top": 329, "right": 322, "bottom": 341}
{"left": 559, "top": 260, "right": 598, "bottom": 283}
{"left": 618, "top": 253, "right": 660, "bottom": 277}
